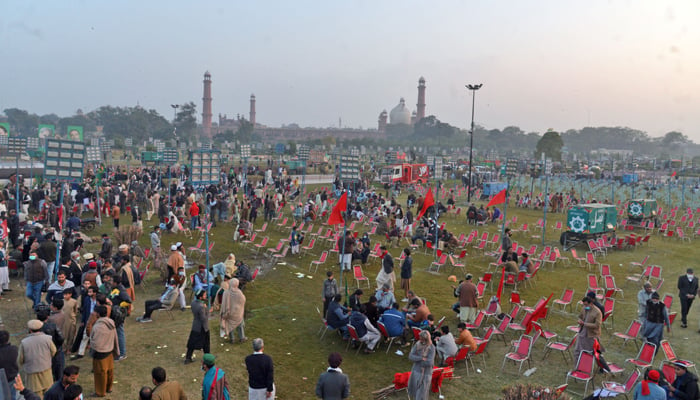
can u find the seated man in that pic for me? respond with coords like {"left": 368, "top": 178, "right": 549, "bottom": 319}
{"left": 518, "top": 253, "right": 533, "bottom": 274}
{"left": 234, "top": 260, "right": 252, "bottom": 289}
{"left": 192, "top": 264, "right": 218, "bottom": 298}
{"left": 435, "top": 326, "right": 458, "bottom": 365}
{"left": 410, "top": 225, "right": 427, "bottom": 246}
{"left": 379, "top": 303, "right": 406, "bottom": 338}
{"left": 136, "top": 279, "right": 179, "bottom": 322}
{"left": 349, "top": 308, "right": 381, "bottom": 354}
{"left": 455, "top": 322, "right": 477, "bottom": 352}
{"left": 374, "top": 284, "right": 396, "bottom": 313}
{"left": 406, "top": 298, "right": 431, "bottom": 328}
{"left": 326, "top": 294, "right": 350, "bottom": 339}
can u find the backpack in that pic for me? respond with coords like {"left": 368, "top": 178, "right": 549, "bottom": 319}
{"left": 131, "top": 264, "right": 142, "bottom": 285}
{"left": 111, "top": 304, "right": 126, "bottom": 326}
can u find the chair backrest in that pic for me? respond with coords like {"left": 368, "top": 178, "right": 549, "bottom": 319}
{"left": 508, "top": 304, "right": 521, "bottom": 320}
{"left": 660, "top": 340, "right": 676, "bottom": 361}
{"left": 623, "top": 369, "right": 641, "bottom": 391}
{"left": 475, "top": 282, "right": 486, "bottom": 297}
{"left": 505, "top": 273, "right": 516, "bottom": 285}
{"left": 571, "top": 248, "right": 578, "bottom": 258}
{"left": 600, "top": 264, "right": 611, "bottom": 276}
{"left": 662, "top": 294, "right": 673, "bottom": 309}
{"left": 377, "top": 321, "right": 389, "bottom": 338}
{"left": 319, "top": 251, "right": 328, "bottom": 262}
{"left": 604, "top": 275, "right": 616, "bottom": 289}
{"left": 510, "top": 291, "right": 521, "bottom": 305}
{"left": 662, "top": 362, "right": 676, "bottom": 384}
{"left": 353, "top": 265, "right": 364, "bottom": 278}
{"left": 515, "top": 334, "right": 533, "bottom": 356}
{"left": 627, "top": 320, "right": 642, "bottom": 337}
{"left": 638, "top": 342, "right": 657, "bottom": 363}
{"left": 574, "top": 351, "right": 595, "bottom": 376}
{"left": 473, "top": 339, "right": 489, "bottom": 355}
{"left": 454, "top": 346, "right": 470, "bottom": 362}
{"left": 588, "top": 274, "right": 599, "bottom": 288}
{"left": 567, "top": 335, "right": 578, "bottom": 350}
{"left": 482, "top": 272, "right": 493, "bottom": 283}
{"left": 562, "top": 288, "right": 574, "bottom": 303}
{"left": 347, "top": 324, "right": 359, "bottom": 340}
{"left": 516, "top": 271, "right": 526, "bottom": 282}
{"left": 472, "top": 311, "right": 485, "bottom": 326}
{"left": 482, "top": 325, "right": 495, "bottom": 341}
{"left": 251, "top": 267, "right": 260, "bottom": 281}
{"left": 586, "top": 252, "right": 596, "bottom": 263}
{"left": 497, "top": 315, "right": 512, "bottom": 331}
{"left": 604, "top": 297, "right": 615, "bottom": 314}
{"left": 650, "top": 265, "right": 662, "bottom": 279}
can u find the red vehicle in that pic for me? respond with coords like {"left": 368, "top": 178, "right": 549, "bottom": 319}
{"left": 380, "top": 163, "right": 430, "bottom": 185}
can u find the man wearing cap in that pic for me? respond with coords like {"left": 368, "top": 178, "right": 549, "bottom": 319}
{"left": 455, "top": 274, "right": 478, "bottom": 323}
{"left": 637, "top": 282, "right": 654, "bottom": 322}
{"left": 668, "top": 361, "right": 699, "bottom": 399}
{"left": 677, "top": 268, "right": 699, "bottom": 329}
{"left": 633, "top": 369, "right": 665, "bottom": 399}
{"left": 201, "top": 354, "right": 230, "bottom": 400}
{"left": 643, "top": 291, "right": 671, "bottom": 351}
{"left": 316, "top": 352, "right": 350, "bottom": 400}
{"left": 167, "top": 245, "right": 184, "bottom": 282}
{"left": 18, "top": 319, "right": 56, "bottom": 397}
{"left": 193, "top": 264, "right": 217, "bottom": 298}
{"left": 185, "top": 289, "right": 210, "bottom": 364}
{"left": 136, "top": 279, "right": 179, "bottom": 322}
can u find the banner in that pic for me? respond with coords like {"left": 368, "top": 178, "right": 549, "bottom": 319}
{"left": 38, "top": 124, "right": 55, "bottom": 139}
{"left": 0, "top": 122, "right": 9, "bottom": 137}
{"left": 66, "top": 125, "right": 84, "bottom": 141}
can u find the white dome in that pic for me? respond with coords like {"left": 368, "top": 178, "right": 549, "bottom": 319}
{"left": 389, "top": 98, "right": 411, "bottom": 125}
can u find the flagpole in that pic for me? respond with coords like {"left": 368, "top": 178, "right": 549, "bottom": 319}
{"left": 542, "top": 158, "right": 549, "bottom": 247}
{"left": 338, "top": 157, "right": 345, "bottom": 298}
{"left": 501, "top": 178, "right": 509, "bottom": 240}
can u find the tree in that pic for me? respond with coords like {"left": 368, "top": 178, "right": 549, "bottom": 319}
{"left": 174, "top": 101, "right": 197, "bottom": 139}
{"left": 535, "top": 130, "right": 564, "bottom": 161}
{"left": 235, "top": 118, "right": 255, "bottom": 143}
{"left": 661, "top": 131, "right": 689, "bottom": 153}
{"left": 3, "top": 108, "right": 39, "bottom": 136}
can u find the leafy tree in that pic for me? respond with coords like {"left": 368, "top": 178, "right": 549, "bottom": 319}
{"left": 535, "top": 130, "right": 564, "bottom": 161}
{"left": 235, "top": 118, "right": 255, "bottom": 143}
{"left": 174, "top": 101, "right": 197, "bottom": 139}
{"left": 661, "top": 131, "right": 689, "bottom": 152}
{"left": 3, "top": 108, "right": 39, "bottom": 135}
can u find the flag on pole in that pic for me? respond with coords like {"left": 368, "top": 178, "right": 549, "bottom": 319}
{"left": 496, "top": 267, "right": 506, "bottom": 302}
{"left": 527, "top": 292, "right": 554, "bottom": 334}
{"left": 416, "top": 189, "right": 435, "bottom": 221}
{"left": 328, "top": 192, "right": 347, "bottom": 225}
{"left": 671, "top": 171, "right": 677, "bottom": 177}
{"left": 486, "top": 188, "right": 507, "bottom": 207}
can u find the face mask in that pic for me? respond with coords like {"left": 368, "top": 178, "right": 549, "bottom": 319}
{"left": 29, "top": 255, "right": 36, "bottom": 260}
{"left": 179, "top": 271, "right": 185, "bottom": 276}
{"left": 688, "top": 275, "right": 694, "bottom": 280}
{"left": 584, "top": 306, "right": 591, "bottom": 311}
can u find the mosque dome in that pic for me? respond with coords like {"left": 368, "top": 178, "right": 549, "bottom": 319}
{"left": 389, "top": 98, "right": 411, "bottom": 125}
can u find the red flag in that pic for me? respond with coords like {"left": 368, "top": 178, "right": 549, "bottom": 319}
{"left": 671, "top": 171, "right": 677, "bottom": 177}
{"left": 57, "top": 205, "right": 64, "bottom": 230}
{"left": 527, "top": 292, "right": 554, "bottom": 333}
{"left": 496, "top": 267, "right": 506, "bottom": 302}
{"left": 416, "top": 189, "right": 435, "bottom": 221}
{"left": 1, "top": 219, "right": 7, "bottom": 239}
{"left": 486, "top": 188, "right": 507, "bottom": 207}
{"left": 327, "top": 192, "right": 347, "bottom": 225}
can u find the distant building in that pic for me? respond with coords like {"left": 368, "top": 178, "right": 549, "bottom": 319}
{"left": 378, "top": 77, "right": 427, "bottom": 133}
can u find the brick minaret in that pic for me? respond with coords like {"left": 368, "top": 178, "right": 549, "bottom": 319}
{"left": 416, "top": 76, "right": 426, "bottom": 121}
{"left": 378, "top": 110, "right": 388, "bottom": 133}
{"left": 202, "top": 71, "right": 213, "bottom": 139}
{"left": 249, "top": 94, "right": 256, "bottom": 126}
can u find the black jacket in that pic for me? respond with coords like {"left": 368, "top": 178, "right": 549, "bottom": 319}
{"left": 0, "top": 342, "right": 19, "bottom": 381}
{"left": 678, "top": 275, "right": 699, "bottom": 298}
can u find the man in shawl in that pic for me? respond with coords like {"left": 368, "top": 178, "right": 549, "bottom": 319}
{"left": 632, "top": 369, "right": 666, "bottom": 399}
{"left": 220, "top": 278, "right": 247, "bottom": 343}
{"left": 185, "top": 289, "right": 210, "bottom": 364}
{"left": 201, "top": 353, "right": 230, "bottom": 400}
{"left": 407, "top": 330, "right": 434, "bottom": 400}
{"left": 119, "top": 256, "right": 136, "bottom": 314}
{"left": 375, "top": 246, "right": 395, "bottom": 291}
{"left": 574, "top": 296, "right": 603, "bottom": 362}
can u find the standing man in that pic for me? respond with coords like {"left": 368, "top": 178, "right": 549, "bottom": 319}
{"left": 643, "top": 292, "right": 670, "bottom": 351}
{"left": 337, "top": 231, "right": 354, "bottom": 272}
{"left": 24, "top": 252, "right": 49, "bottom": 308}
{"left": 18, "top": 320, "right": 56, "bottom": 397}
{"left": 150, "top": 367, "right": 187, "bottom": 400}
{"left": 98, "top": 234, "right": 112, "bottom": 262}
{"left": 150, "top": 224, "right": 162, "bottom": 273}
{"left": 637, "top": 282, "right": 654, "bottom": 322}
{"left": 501, "top": 228, "right": 514, "bottom": 263}
{"left": 375, "top": 246, "right": 395, "bottom": 291}
{"left": 0, "top": 330, "right": 19, "bottom": 400}
{"left": 185, "top": 290, "right": 210, "bottom": 364}
{"left": 220, "top": 278, "right": 246, "bottom": 344}
{"left": 399, "top": 248, "right": 412, "bottom": 302}
{"left": 245, "top": 338, "right": 275, "bottom": 400}
{"left": 455, "top": 274, "right": 478, "bottom": 323}
{"left": 201, "top": 354, "right": 230, "bottom": 400}
{"left": 321, "top": 271, "right": 339, "bottom": 320}
{"left": 89, "top": 305, "right": 119, "bottom": 397}
{"left": 43, "top": 365, "right": 80, "bottom": 400}
{"left": 677, "top": 268, "right": 698, "bottom": 329}
{"left": 574, "top": 296, "right": 603, "bottom": 362}
{"left": 315, "top": 352, "right": 350, "bottom": 400}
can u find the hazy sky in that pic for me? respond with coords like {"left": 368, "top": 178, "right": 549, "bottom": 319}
{"left": 2, "top": 1, "right": 699, "bottom": 141}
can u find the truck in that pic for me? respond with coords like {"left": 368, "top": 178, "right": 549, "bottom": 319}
{"left": 560, "top": 203, "right": 617, "bottom": 250}
{"left": 380, "top": 163, "right": 429, "bottom": 185}
{"left": 481, "top": 182, "right": 508, "bottom": 199}
{"left": 627, "top": 199, "right": 658, "bottom": 226}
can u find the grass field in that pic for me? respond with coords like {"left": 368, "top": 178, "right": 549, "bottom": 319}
{"left": 2, "top": 182, "right": 698, "bottom": 400}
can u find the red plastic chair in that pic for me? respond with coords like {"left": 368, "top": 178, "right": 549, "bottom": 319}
{"left": 612, "top": 320, "right": 642, "bottom": 349}
{"left": 625, "top": 342, "right": 656, "bottom": 369}
{"left": 501, "top": 334, "right": 533, "bottom": 374}
{"left": 566, "top": 351, "right": 596, "bottom": 397}
{"left": 601, "top": 369, "right": 641, "bottom": 398}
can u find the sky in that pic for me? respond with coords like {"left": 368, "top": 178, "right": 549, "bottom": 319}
{"left": 2, "top": 0, "right": 699, "bottom": 141}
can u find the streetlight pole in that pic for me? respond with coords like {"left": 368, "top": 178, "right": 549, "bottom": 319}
{"left": 466, "top": 84, "right": 483, "bottom": 203}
